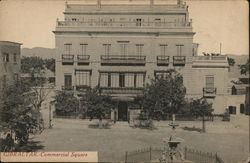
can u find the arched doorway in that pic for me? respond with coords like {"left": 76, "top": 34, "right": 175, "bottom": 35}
{"left": 118, "top": 101, "right": 128, "bottom": 121}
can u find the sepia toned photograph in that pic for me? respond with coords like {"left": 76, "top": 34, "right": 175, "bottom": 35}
{"left": 0, "top": 0, "right": 249, "bottom": 162}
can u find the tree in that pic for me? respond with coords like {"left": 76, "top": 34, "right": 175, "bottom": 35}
{"left": 138, "top": 69, "right": 186, "bottom": 120}
{"left": 239, "top": 59, "right": 249, "bottom": 75}
{"left": 188, "top": 98, "right": 213, "bottom": 132}
{"left": 44, "top": 58, "right": 55, "bottom": 73}
{"left": 227, "top": 57, "right": 235, "bottom": 67}
{"left": 21, "top": 56, "right": 45, "bottom": 76}
{"left": 82, "top": 88, "right": 113, "bottom": 128}
{"left": 0, "top": 80, "right": 42, "bottom": 151}
{"left": 54, "top": 91, "right": 79, "bottom": 116}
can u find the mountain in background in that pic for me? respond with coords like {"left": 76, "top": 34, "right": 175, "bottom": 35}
{"left": 21, "top": 47, "right": 56, "bottom": 59}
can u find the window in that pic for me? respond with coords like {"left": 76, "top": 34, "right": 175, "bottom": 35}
{"left": 75, "top": 70, "right": 90, "bottom": 86}
{"left": 176, "top": 44, "right": 184, "bottom": 56}
{"left": 80, "top": 44, "right": 88, "bottom": 55}
{"left": 119, "top": 73, "right": 125, "bottom": 87}
{"left": 136, "top": 18, "right": 142, "bottom": 26}
{"left": 72, "top": 18, "right": 77, "bottom": 21}
{"left": 155, "top": 18, "right": 161, "bottom": 26}
{"left": 99, "top": 73, "right": 119, "bottom": 87}
{"left": 103, "top": 44, "right": 111, "bottom": 56}
{"left": 125, "top": 73, "right": 134, "bottom": 87}
{"left": 120, "top": 44, "right": 128, "bottom": 56}
{"left": 108, "top": 73, "right": 111, "bottom": 87}
{"left": 135, "top": 73, "right": 144, "bottom": 87}
{"left": 205, "top": 75, "right": 214, "bottom": 88}
{"left": 13, "top": 53, "right": 17, "bottom": 63}
{"left": 64, "top": 44, "right": 72, "bottom": 54}
{"left": 3, "top": 53, "right": 9, "bottom": 62}
{"left": 64, "top": 74, "right": 72, "bottom": 89}
{"left": 136, "top": 44, "right": 144, "bottom": 56}
{"left": 100, "top": 73, "right": 109, "bottom": 87}
{"left": 160, "top": 44, "right": 168, "bottom": 56}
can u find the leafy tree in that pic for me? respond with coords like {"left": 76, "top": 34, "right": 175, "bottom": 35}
{"left": 82, "top": 88, "right": 113, "bottom": 128}
{"left": 54, "top": 91, "right": 79, "bottom": 116}
{"left": 188, "top": 98, "right": 213, "bottom": 132}
{"left": 0, "top": 80, "right": 42, "bottom": 151}
{"left": 239, "top": 59, "right": 249, "bottom": 75}
{"left": 44, "top": 58, "right": 55, "bottom": 73}
{"left": 138, "top": 69, "right": 186, "bottom": 120}
{"left": 227, "top": 57, "right": 235, "bottom": 66}
{"left": 21, "top": 56, "right": 45, "bottom": 75}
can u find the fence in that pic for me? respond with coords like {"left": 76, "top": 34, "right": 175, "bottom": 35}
{"left": 125, "top": 146, "right": 224, "bottom": 163}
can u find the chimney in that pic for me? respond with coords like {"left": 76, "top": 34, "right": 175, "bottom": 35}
{"left": 150, "top": 0, "right": 154, "bottom": 7}
{"left": 65, "top": 1, "right": 68, "bottom": 8}
{"left": 97, "top": 0, "right": 101, "bottom": 8}
{"left": 177, "top": 0, "right": 183, "bottom": 5}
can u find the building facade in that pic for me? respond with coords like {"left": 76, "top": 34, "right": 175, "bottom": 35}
{"left": 0, "top": 41, "right": 22, "bottom": 109}
{"left": 53, "top": 0, "right": 229, "bottom": 120}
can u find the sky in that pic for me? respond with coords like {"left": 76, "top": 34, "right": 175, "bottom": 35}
{"left": 0, "top": 0, "right": 249, "bottom": 55}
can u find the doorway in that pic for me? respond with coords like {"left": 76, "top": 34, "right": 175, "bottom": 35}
{"left": 118, "top": 102, "right": 128, "bottom": 121}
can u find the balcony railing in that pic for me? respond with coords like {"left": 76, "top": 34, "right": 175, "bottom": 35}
{"left": 75, "top": 85, "right": 90, "bottom": 92}
{"left": 62, "top": 86, "right": 74, "bottom": 91}
{"left": 173, "top": 56, "right": 186, "bottom": 66}
{"left": 101, "top": 55, "right": 146, "bottom": 66}
{"left": 77, "top": 55, "right": 90, "bottom": 65}
{"left": 157, "top": 56, "right": 169, "bottom": 66}
{"left": 62, "top": 54, "right": 74, "bottom": 65}
{"left": 203, "top": 88, "right": 217, "bottom": 97}
{"left": 57, "top": 21, "right": 192, "bottom": 28}
{"left": 100, "top": 87, "right": 143, "bottom": 95}
{"left": 195, "top": 55, "right": 227, "bottom": 61}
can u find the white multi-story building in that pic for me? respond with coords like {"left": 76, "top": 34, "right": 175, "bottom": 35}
{"left": 53, "top": 0, "right": 229, "bottom": 120}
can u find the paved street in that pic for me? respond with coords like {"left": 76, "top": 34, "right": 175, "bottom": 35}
{"left": 29, "top": 118, "right": 249, "bottom": 163}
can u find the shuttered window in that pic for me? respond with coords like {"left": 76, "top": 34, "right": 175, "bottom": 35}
{"left": 205, "top": 75, "right": 214, "bottom": 88}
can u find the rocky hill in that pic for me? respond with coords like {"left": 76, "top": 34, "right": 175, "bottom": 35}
{"left": 21, "top": 47, "right": 56, "bottom": 59}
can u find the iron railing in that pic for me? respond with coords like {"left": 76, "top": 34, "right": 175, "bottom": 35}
{"left": 157, "top": 56, "right": 170, "bottom": 66}
{"left": 125, "top": 146, "right": 224, "bottom": 163}
{"left": 203, "top": 87, "right": 217, "bottom": 97}
{"left": 100, "top": 87, "right": 144, "bottom": 94}
{"left": 100, "top": 55, "right": 146, "bottom": 65}
{"left": 61, "top": 86, "right": 74, "bottom": 91}
{"left": 173, "top": 56, "right": 186, "bottom": 65}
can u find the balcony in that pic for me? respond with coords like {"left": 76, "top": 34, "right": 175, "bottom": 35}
{"left": 77, "top": 55, "right": 90, "bottom": 65}
{"left": 100, "top": 55, "right": 146, "bottom": 66}
{"left": 75, "top": 85, "right": 90, "bottom": 92}
{"left": 173, "top": 56, "right": 186, "bottom": 66}
{"left": 203, "top": 88, "right": 217, "bottom": 98}
{"left": 157, "top": 56, "right": 169, "bottom": 66}
{"left": 62, "top": 86, "right": 74, "bottom": 91}
{"left": 192, "top": 55, "right": 228, "bottom": 68}
{"left": 57, "top": 21, "right": 192, "bottom": 29}
{"left": 62, "top": 54, "right": 74, "bottom": 65}
{"left": 100, "top": 87, "right": 143, "bottom": 95}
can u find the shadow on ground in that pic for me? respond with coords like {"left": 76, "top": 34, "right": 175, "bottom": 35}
{"left": 88, "top": 124, "right": 112, "bottom": 129}
{"left": 181, "top": 126, "right": 203, "bottom": 132}
{"left": 18, "top": 138, "right": 45, "bottom": 152}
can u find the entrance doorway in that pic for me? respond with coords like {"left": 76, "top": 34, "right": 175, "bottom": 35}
{"left": 118, "top": 102, "right": 128, "bottom": 121}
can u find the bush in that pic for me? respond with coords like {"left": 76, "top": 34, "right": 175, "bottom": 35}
{"left": 55, "top": 91, "right": 79, "bottom": 116}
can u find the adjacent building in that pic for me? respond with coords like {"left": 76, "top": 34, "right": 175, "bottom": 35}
{"left": 53, "top": 0, "right": 229, "bottom": 120}
{"left": 0, "top": 41, "right": 22, "bottom": 109}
